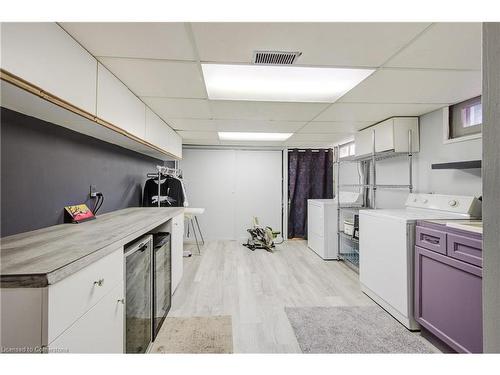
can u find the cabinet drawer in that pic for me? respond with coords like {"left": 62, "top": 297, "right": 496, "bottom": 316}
{"left": 416, "top": 226, "right": 446, "bottom": 254}
{"left": 447, "top": 233, "right": 482, "bottom": 267}
{"left": 47, "top": 248, "right": 124, "bottom": 343}
{"left": 49, "top": 282, "right": 124, "bottom": 353}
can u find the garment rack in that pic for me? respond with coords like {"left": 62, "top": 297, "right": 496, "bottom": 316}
{"left": 146, "top": 165, "right": 182, "bottom": 208}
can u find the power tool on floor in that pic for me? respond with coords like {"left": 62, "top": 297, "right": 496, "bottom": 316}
{"left": 242, "top": 217, "right": 282, "bottom": 252}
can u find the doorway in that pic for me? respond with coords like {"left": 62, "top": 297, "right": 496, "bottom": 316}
{"left": 181, "top": 148, "right": 283, "bottom": 241}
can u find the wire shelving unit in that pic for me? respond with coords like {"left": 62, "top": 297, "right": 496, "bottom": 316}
{"left": 334, "top": 129, "right": 415, "bottom": 272}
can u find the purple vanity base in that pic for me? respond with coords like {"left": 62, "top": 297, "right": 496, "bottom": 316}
{"left": 415, "top": 221, "right": 483, "bottom": 353}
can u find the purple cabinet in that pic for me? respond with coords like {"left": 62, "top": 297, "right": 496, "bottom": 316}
{"left": 415, "top": 222, "right": 483, "bottom": 353}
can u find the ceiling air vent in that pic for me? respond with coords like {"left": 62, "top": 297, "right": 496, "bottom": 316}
{"left": 252, "top": 50, "right": 302, "bottom": 65}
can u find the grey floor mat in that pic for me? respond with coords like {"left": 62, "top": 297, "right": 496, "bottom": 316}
{"left": 285, "top": 306, "right": 437, "bottom": 353}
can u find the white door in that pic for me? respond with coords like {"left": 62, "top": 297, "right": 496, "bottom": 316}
{"left": 181, "top": 149, "right": 236, "bottom": 240}
{"left": 234, "top": 150, "right": 282, "bottom": 241}
{"left": 181, "top": 149, "right": 282, "bottom": 241}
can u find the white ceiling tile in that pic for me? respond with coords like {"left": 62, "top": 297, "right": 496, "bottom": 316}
{"left": 299, "top": 121, "right": 372, "bottom": 133}
{"left": 99, "top": 57, "right": 206, "bottom": 98}
{"left": 177, "top": 131, "right": 219, "bottom": 140}
{"left": 315, "top": 102, "right": 445, "bottom": 122}
{"left": 192, "top": 23, "right": 430, "bottom": 67}
{"left": 386, "top": 23, "right": 482, "bottom": 70}
{"left": 166, "top": 119, "right": 217, "bottom": 131}
{"left": 339, "top": 69, "right": 481, "bottom": 104}
{"left": 142, "top": 98, "right": 212, "bottom": 119}
{"left": 61, "top": 22, "right": 195, "bottom": 60}
{"left": 214, "top": 119, "right": 305, "bottom": 132}
{"left": 209, "top": 100, "right": 327, "bottom": 121}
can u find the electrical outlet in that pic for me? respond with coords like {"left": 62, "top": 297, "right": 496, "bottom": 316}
{"left": 90, "top": 185, "right": 98, "bottom": 198}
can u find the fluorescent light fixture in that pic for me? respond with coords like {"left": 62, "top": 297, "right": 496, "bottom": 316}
{"left": 202, "top": 64, "right": 374, "bottom": 103}
{"left": 218, "top": 132, "right": 293, "bottom": 141}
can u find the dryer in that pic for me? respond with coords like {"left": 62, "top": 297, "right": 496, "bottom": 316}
{"left": 307, "top": 192, "right": 363, "bottom": 260}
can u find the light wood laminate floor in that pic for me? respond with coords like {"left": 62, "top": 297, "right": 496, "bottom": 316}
{"left": 169, "top": 239, "right": 376, "bottom": 353}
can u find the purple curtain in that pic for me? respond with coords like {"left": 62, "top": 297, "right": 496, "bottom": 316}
{"left": 288, "top": 149, "right": 334, "bottom": 239}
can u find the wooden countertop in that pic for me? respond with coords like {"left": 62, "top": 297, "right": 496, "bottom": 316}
{"left": 0, "top": 207, "right": 183, "bottom": 288}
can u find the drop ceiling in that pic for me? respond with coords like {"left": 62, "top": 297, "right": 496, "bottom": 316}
{"left": 60, "top": 22, "right": 482, "bottom": 147}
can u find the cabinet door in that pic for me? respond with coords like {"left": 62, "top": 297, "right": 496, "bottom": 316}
{"left": 374, "top": 119, "right": 395, "bottom": 152}
{"left": 171, "top": 214, "right": 184, "bottom": 293}
{"left": 1, "top": 23, "right": 97, "bottom": 114}
{"left": 393, "top": 117, "right": 420, "bottom": 152}
{"left": 145, "top": 107, "right": 170, "bottom": 151}
{"left": 354, "top": 128, "right": 374, "bottom": 157}
{"left": 97, "top": 63, "right": 146, "bottom": 139}
{"left": 49, "top": 282, "right": 124, "bottom": 353}
{"left": 168, "top": 127, "right": 183, "bottom": 159}
{"left": 415, "top": 246, "right": 482, "bottom": 353}
{"left": 47, "top": 247, "right": 124, "bottom": 343}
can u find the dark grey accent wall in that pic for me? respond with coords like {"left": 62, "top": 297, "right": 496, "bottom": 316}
{"left": 483, "top": 23, "right": 500, "bottom": 353}
{"left": 1, "top": 107, "right": 165, "bottom": 237}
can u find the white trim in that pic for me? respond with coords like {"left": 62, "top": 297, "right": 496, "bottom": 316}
{"left": 442, "top": 106, "right": 483, "bottom": 145}
{"left": 444, "top": 133, "right": 482, "bottom": 144}
{"left": 282, "top": 149, "right": 288, "bottom": 240}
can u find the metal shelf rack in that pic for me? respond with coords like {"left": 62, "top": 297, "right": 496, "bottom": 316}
{"left": 334, "top": 129, "right": 414, "bottom": 271}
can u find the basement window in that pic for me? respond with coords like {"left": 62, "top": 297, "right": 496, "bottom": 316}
{"left": 447, "top": 96, "right": 482, "bottom": 142}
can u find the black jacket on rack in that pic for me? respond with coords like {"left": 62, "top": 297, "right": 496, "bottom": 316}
{"left": 142, "top": 176, "right": 185, "bottom": 207}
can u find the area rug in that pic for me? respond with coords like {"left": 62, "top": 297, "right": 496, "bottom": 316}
{"left": 150, "top": 315, "right": 233, "bottom": 354}
{"left": 285, "top": 306, "right": 437, "bottom": 353}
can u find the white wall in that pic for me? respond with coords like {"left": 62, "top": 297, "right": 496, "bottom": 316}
{"left": 339, "top": 108, "right": 483, "bottom": 208}
{"left": 180, "top": 149, "right": 283, "bottom": 241}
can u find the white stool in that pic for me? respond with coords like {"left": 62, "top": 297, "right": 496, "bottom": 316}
{"left": 184, "top": 208, "right": 205, "bottom": 255}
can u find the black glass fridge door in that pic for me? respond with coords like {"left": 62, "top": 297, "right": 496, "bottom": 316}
{"left": 153, "top": 235, "right": 171, "bottom": 339}
{"left": 126, "top": 244, "right": 151, "bottom": 353}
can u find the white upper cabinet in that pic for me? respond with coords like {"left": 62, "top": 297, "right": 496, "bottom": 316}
{"left": 145, "top": 108, "right": 183, "bottom": 159}
{"left": 1, "top": 23, "right": 98, "bottom": 114}
{"left": 167, "top": 126, "right": 183, "bottom": 159}
{"left": 145, "top": 107, "right": 170, "bottom": 152}
{"left": 355, "top": 117, "right": 419, "bottom": 157}
{"left": 97, "top": 63, "right": 146, "bottom": 139}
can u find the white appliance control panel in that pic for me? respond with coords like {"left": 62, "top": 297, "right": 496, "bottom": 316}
{"left": 405, "top": 193, "right": 482, "bottom": 217}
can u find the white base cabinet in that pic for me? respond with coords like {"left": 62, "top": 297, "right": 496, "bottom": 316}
{"left": 171, "top": 213, "right": 184, "bottom": 293}
{"left": 0, "top": 213, "right": 184, "bottom": 353}
{"left": 49, "top": 283, "right": 124, "bottom": 353}
{"left": 0, "top": 248, "right": 124, "bottom": 354}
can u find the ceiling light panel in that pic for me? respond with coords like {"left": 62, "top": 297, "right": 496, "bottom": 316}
{"left": 218, "top": 132, "right": 293, "bottom": 141}
{"left": 202, "top": 64, "right": 374, "bottom": 103}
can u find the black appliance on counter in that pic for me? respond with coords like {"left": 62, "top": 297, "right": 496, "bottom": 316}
{"left": 152, "top": 232, "right": 172, "bottom": 340}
